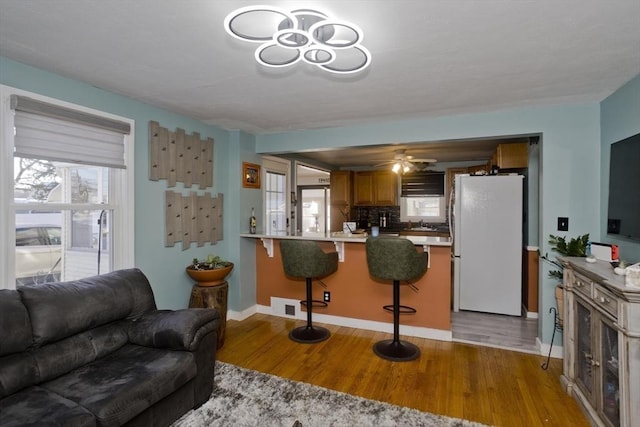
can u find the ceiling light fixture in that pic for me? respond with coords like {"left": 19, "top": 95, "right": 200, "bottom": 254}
{"left": 374, "top": 150, "right": 437, "bottom": 175}
{"left": 392, "top": 160, "right": 412, "bottom": 174}
{"left": 224, "top": 5, "right": 371, "bottom": 74}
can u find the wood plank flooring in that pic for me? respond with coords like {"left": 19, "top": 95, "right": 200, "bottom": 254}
{"left": 217, "top": 313, "right": 589, "bottom": 427}
{"left": 451, "top": 310, "right": 539, "bottom": 353}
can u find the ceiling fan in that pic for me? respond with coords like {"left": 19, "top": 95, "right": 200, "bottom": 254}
{"left": 374, "top": 149, "right": 437, "bottom": 174}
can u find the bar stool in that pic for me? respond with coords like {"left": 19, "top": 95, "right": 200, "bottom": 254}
{"left": 365, "top": 236, "right": 428, "bottom": 361}
{"left": 280, "top": 240, "right": 338, "bottom": 343}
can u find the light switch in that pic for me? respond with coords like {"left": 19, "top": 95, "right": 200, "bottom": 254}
{"left": 558, "top": 217, "right": 569, "bottom": 232}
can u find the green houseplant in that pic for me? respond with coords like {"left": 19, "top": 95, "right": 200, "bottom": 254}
{"left": 540, "top": 233, "right": 589, "bottom": 328}
{"left": 542, "top": 233, "right": 590, "bottom": 280}
{"left": 186, "top": 254, "right": 234, "bottom": 287}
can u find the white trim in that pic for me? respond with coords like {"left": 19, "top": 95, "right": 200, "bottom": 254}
{"left": 537, "top": 337, "right": 563, "bottom": 359}
{"left": 0, "top": 85, "right": 135, "bottom": 289}
{"left": 253, "top": 303, "right": 453, "bottom": 342}
{"left": 527, "top": 246, "right": 539, "bottom": 251}
{"left": 526, "top": 311, "right": 539, "bottom": 319}
{"left": 228, "top": 305, "right": 259, "bottom": 321}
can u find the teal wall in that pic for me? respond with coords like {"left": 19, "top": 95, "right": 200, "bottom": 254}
{"left": 600, "top": 74, "right": 640, "bottom": 262}
{"left": 0, "top": 57, "right": 241, "bottom": 310}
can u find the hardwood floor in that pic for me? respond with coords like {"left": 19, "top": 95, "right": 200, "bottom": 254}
{"left": 217, "top": 314, "right": 589, "bottom": 427}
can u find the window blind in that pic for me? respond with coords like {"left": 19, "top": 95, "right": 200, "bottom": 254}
{"left": 401, "top": 172, "right": 445, "bottom": 197}
{"left": 11, "top": 95, "right": 130, "bottom": 169}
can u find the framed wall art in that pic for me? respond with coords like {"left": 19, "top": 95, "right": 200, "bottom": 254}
{"left": 242, "top": 162, "right": 261, "bottom": 189}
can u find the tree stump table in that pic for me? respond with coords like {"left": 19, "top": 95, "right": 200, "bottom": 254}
{"left": 188, "top": 281, "right": 228, "bottom": 349}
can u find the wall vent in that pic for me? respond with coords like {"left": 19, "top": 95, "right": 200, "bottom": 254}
{"left": 285, "top": 304, "right": 295, "bottom": 316}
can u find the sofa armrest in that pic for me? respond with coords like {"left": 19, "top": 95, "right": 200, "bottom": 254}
{"left": 127, "top": 309, "right": 219, "bottom": 351}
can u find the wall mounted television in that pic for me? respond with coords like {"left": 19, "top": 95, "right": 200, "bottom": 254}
{"left": 607, "top": 132, "right": 640, "bottom": 241}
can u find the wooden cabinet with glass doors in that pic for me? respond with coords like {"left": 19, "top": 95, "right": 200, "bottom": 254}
{"left": 562, "top": 258, "right": 640, "bottom": 427}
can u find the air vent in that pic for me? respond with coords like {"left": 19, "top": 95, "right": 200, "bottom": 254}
{"left": 285, "top": 304, "right": 296, "bottom": 316}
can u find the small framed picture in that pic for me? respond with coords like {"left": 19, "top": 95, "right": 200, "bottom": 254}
{"left": 242, "top": 162, "right": 261, "bottom": 189}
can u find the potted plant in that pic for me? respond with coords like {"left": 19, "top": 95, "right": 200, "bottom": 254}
{"left": 186, "top": 254, "right": 234, "bottom": 287}
{"left": 540, "top": 233, "right": 589, "bottom": 327}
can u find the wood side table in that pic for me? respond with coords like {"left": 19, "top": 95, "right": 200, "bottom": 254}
{"left": 188, "top": 281, "right": 228, "bottom": 349}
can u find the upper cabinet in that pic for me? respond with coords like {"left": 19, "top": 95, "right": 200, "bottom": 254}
{"left": 330, "top": 171, "right": 353, "bottom": 206}
{"left": 329, "top": 171, "right": 353, "bottom": 232}
{"left": 353, "top": 171, "right": 398, "bottom": 206}
{"left": 493, "top": 142, "right": 528, "bottom": 169}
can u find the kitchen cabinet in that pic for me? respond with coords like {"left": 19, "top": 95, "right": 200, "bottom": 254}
{"left": 329, "top": 171, "right": 353, "bottom": 232}
{"left": 494, "top": 142, "right": 528, "bottom": 169}
{"left": 562, "top": 258, "right": 640, "bottom": 427}
{"left": 353, "top": 171, "right": 398, "bottom": 206}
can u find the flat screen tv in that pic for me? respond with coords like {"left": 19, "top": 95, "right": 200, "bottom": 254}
{"left": 607, "top": 132, "right": 640, "bottom": 241}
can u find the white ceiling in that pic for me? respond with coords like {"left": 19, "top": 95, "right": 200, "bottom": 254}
{"left": 1, "top": 0, "right": 639, "bottom": 166}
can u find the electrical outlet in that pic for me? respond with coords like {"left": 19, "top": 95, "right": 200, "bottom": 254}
{"left": 557, "top": 217, "right": 569, "bottom": 232}
{"left": 323, "top": 291, "right": 330, "bottom": 302}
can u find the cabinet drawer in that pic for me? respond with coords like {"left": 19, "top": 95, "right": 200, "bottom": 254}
{"left": 593, "top": 284, "right": 618, "bottom": 318}
{"left": 572, "top": 272, "right": 591, "bottom": 299}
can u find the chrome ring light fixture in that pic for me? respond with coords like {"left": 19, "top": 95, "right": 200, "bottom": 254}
{"left": 224, "top": 5, "right": 371, "bottom": 74}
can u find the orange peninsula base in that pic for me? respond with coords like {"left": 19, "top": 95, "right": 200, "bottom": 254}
{"left": 254, "top": 238, "right": 452, "bottom": 337}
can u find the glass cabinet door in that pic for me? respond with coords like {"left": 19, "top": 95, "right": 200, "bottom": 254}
{"left": 576, "top": 300, "right": 594, "bottom": 397}
{"left": 600, "top": 320, "right": 620, "bottom": 427}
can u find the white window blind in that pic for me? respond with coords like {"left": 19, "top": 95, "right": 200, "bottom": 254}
{"left": 11, "top": 95, "right": 130, "bottom": 169}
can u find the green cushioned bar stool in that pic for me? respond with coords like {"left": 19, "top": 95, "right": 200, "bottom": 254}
{"left": 365, "top": 236, "right": 428, "bottom": 361}
{"left": 280, "top": 240, "right": 338, "bottom": 343}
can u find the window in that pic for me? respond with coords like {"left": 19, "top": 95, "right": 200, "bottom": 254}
{"left": 262, "top": 156, "right": 290, "bottom": 235}
{"left": 399, "top": 172, "right": 446, "bottom": 223}
{"left": 400, "top": 196, "right": 446, "bottom": 223}
{"left": 1, "top": 86, "right": 134, "bottom": 289}
{"left": 265, "top": 171, "right": 286, "bottom": 235}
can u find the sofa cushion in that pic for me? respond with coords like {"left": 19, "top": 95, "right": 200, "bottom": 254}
{"left": 0, "top": 385, "right": 96, "bottom": 427}
{"left": 32, "top": 321, "right": 129, "bottom": 384}
{"left": 0, "top": 353, "right": 38, "bottom": 398}
{"left": 0, "top": 290, "right": 32, "bottom": 356}
{"left": 18, "top": 268, "right": 156, "bottom": 346}
{"left": 42, "top": 344, "right": 197, "bottom": 427}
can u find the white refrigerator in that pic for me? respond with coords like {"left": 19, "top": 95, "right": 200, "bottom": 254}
{"left": 452, "top": 174, "right": 523, "bottom": 316}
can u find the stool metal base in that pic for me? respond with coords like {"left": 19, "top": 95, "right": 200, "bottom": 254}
{"left": 289, "top": 325, "right": 330, "bottom": 344}
{"left": 373, "top": 339, "right": 420, "bottom": 362}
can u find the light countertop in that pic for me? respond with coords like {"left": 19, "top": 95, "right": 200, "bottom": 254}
{"left": 240, "top": 231, "right": 452, "bottom": 247}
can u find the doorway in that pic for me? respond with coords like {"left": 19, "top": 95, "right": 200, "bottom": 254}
{"left": 295, "top": 164, "right": 330, "bottom": 234}
{"left": 298, "top": 187, "right": 330, "bottom": 234}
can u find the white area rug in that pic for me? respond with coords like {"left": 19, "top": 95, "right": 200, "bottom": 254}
{"left": 172, "top": 361, "right": 486, "bottom": 427}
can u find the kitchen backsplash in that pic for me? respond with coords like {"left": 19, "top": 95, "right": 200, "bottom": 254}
{"left": 354, "top": 206, "right": 400, "bottom": 229}
{"left": 354, "top": 206, "right": 449, "bottom": 231}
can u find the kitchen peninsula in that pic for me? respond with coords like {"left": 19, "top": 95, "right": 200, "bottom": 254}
{"left": 241, "top": 232, "right": 453, "bottom": 341}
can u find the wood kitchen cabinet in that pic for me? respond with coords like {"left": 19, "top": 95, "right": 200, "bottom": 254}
{"left": 494, "top": 142, "right": 528, "bottom": 169}
{"left": 562, "top": 258, "right": 640, "bottom": 427}
{"left": 329, "top": 171, "right": 353, "bottom": 232}
{"left": 353, "top": 171, "right": 398, "bottom": 206}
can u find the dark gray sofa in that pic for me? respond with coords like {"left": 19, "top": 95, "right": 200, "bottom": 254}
{"left": 0, "top": 268, "right": 220, "bottom": 427}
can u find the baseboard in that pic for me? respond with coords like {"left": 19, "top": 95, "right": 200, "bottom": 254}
{"left": 227, "top": 305, "right": 258, "bottom": 321}
{"left": 526, "top": 311, "right": 539, "bottom": 319}
{"left": 537, "top": 337, "right": 563, "bottom": 359}
{"left": 256, "top": 301, "right": 453, "bottom": 342}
